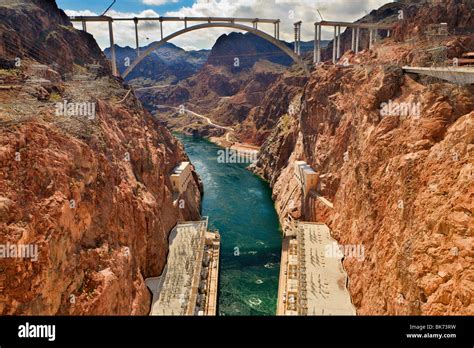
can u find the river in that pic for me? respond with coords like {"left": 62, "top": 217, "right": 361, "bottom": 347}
{"left": 176, "top": 134, "right": 282, "bottom": 316}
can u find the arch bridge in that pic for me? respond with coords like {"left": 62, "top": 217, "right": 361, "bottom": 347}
{"left": 69, "top": 16, "right": 310, "bottom": 77}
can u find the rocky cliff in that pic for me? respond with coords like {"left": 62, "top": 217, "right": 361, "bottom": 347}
{"left": 0, "top": 0, "right": 201, "bottom": 315}
{"left": 252, "top": 0, "right": 473, "bottom": 315}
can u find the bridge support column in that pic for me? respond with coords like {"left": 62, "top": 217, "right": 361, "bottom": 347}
{"left": 82, "top": 19, "right": 87, "bottom": 32}
{"left": 369, "top": 28, "right": 373, "bottom": 49}
{"left": 317, "top": 23, "right": 322, "bottom": 63}
{"left": 351, "top": 27, "right": 355, "bottom": 51}
{"left": 332, "top": 26, "right": 337, "bottom": 64}
{"left": 314, "top": 23, "right": 319, "bottom": 63}
{"left": 336, "top": 25, "right": 341, "bottom": 60}
{"left": 294, "top": 21, "right": 301, "bottom": 56}
{"left": 387, "top": 29, "right": 391, "bottom": 38}
{"left": 134, "top": 18, "right": 140, "bottom": 57}
{"left": 356, "top": 26, "right": 360, "bottom": 54}
{"left": 274, "top": 20, "right": 280, "bottom": 40}
{"left": 160, "top": 19, "right": 164, "bottom": 40}
{"left": 108, "top": 19, "right": 118, "bottom": 76}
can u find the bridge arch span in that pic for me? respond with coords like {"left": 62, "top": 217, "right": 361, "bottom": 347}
{"left": 122, "top": 22, "right": 310, "bottom": 78}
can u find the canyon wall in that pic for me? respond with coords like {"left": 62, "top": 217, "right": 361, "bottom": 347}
{"left": 253, "top": 0, "right": 473, "bottom": 315}
{"left": 0, "top": 0, "right": 201, "bottom": 315}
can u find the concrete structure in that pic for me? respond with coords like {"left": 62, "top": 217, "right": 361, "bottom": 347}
{"left": 277, "top": 222, "right": 356, "bottom": 316}
{"left": 145, "top": 218, "right": 220, "bottom": 316}
{"left": 314, "top": 20, "right": 394, "bottom": 64}
{"left": 402, "top": 66, "right": 474, "bottom": 85}
{"left": 170, "top": 161, "right": 192, "bottom": 194}
{"left": 294, "top": 21, "right": 302, "bottom": 56}
{"left": 294, "top": 161, "right": 319, "bottom": 196}
{"left": 69, "top": 16, "right": 310, "bottom": 78}
{"left": 202, "top": 231, "right": 220, "bottom": 316}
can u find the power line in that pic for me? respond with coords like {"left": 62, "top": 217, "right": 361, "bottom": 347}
{"left": 101, "top": 0, "right": 117, "bottom": 16}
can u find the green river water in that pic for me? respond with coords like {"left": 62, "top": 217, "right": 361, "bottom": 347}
{"left": 176, "top": 134, "right": 282, "bottom": 316}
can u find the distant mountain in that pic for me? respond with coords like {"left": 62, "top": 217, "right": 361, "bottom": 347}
{"left": 205, "top": 32, "right": 326, "bottom": 72}
{"left": 104, "top": 42, "right": 209, "bottom": 87}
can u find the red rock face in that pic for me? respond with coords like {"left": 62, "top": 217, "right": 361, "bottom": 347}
{"left": 0, "top": 97, "right": 201, "bottom": 315}
{"left": 253, "top": 4, "right": 474, "bottom": 315}
{"left": 0, "top": 0, "right": 201, "bottom": 315}
{"left": 0, "top": 0, "right": 111, "bottom": 76}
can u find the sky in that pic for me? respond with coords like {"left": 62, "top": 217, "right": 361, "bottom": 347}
{"left": 57, "top": 0, "right": 391, "bottom": 51}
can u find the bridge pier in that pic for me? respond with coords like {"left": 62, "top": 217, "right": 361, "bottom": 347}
{"left": 336, "top": 25, "right": 341, "bottom": 60}
{"left": 82, "top": 19, "right": 87, "bottom": 32}
{"left": 134, "top": 17, "right": 140, "bottom": 57}
{"left": 108, "top": 20, "right": 118, "bottom": 76}
{"left": 351, "top": 27, "right": 355, "bottom": 51}
{"left": 356, "top": 26, "right": 360, "bottom": 53}
{"left": 317, "top": 23, "right": 322, "bottom": 64}
{"left": 313, "top": 21, "right": 393, "bottom": 64}
{"left": 294, "top": 21, "right": 302, "bottom": 56}
{"left": 160, "top": 18, "right": 164, "bottom": 40}
{"left": 314, "top": 23, "right": 320, "bottom": 64}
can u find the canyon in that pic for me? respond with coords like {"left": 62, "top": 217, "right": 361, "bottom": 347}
{"left": 0, "top": 0, "right": 473, "bottom": 317}
{"left": 140, "top": 0, "right": 474, "bottom": 315}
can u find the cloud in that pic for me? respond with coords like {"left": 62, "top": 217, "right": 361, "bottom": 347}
{"left": 66, "top": 0, "right": 390, "bottom": 51}
{"left": 142, "top": 0, "right": 179, "bottom": 5}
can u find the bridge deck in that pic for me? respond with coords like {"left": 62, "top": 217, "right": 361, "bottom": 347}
{"left": 70, "top": 15, "right": 279, "bottom": 24}
{"left": 315, "top": 20, "right": 394, "bottom": 30}
{"left": 402, "top": 66, "right": 474, "bottom": 84}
